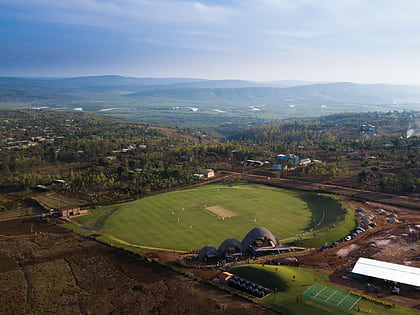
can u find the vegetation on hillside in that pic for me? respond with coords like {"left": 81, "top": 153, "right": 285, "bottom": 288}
{"left": 228, "top": 111, "right": 420, "bottom": 194}
{"left": 0, "top": 109, "right": 418, "bottom": 211}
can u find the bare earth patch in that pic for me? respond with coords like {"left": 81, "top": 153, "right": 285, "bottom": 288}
{"left": 206, "top": 206, "right": 238, "bottom": 218}
{"left": 336, "top": 244, "right": 359, "bottom": 257}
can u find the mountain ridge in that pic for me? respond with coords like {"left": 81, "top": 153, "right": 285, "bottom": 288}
{"left": 0, "top": 76, "right": 419, "bottom": 111}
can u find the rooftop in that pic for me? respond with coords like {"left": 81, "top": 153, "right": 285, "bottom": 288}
{"left": 352, "top": 257, "right": 420, "bottom": 287}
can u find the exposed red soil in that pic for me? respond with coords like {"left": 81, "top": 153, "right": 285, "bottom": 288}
{"left": 271, "top": 199, "right": 419, "bottom": 310}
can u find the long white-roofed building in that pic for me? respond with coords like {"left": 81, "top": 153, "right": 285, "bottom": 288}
{"left": 352, "top": 257, "right": 420, "bottom": 289}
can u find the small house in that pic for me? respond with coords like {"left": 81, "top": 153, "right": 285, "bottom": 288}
{"left": 59, "top": 206, "right": 88, "bottom": 217}
{"left": 54, "top": 179, "right": 66, "bottom": 185}
{"left": 299, "top": 158, "right": 312, "bottom": 166}
{"left": 245, "top": 160, "right": 264, "bottom": 167}
{"left": 276, "top": 154, "right": 300, "bottom": 165}
{"left": 198, "top": 169, "right": 215, "bottom": 178}
{"left": 358, "top": 152, "right": 376, "bottom": 159}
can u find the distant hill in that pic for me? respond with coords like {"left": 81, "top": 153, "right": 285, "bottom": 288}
{"left": 128, "top": 82, "right": 420, "bottom": 105}
{"left": 1, "top": 76, "right": 420, "bottom": 113}
{"left": 0, "top": 75, "right": 310, "bottom": 91}
{"left": 54, "top": 75, "right": 206, "bottom": 88}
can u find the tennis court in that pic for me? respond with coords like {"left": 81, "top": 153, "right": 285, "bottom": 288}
{"left": 302, "top": 283, "right": 360, "bottom": 312}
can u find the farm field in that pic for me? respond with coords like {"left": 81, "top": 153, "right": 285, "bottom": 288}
{"left": 33, "top": 193, "right": 86, "bottom": 210}
{"left": 76, "top": 184, "right": 353, "bottom": 251}
{"left": 0, "top": 217, "right": 274, "bottom": 315}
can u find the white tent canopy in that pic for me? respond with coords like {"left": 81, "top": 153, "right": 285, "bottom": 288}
{"left": 352, "top": 257, "right": 420, "bottom": 287}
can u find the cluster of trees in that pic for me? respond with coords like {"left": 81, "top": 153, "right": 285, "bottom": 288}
{"left": 228, "top": 111, "right": 419, "bottom": 193}
{"left": 0, "top": 110, "right": 418, "bottom": 208}
{"left": 0, "top": 110, "right": 204, "bottom": 198}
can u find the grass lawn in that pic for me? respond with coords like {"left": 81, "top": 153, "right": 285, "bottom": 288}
{"left": 62, "top": 223, "right": 93, "bottom": 236}
{"left": 75, "top": 183, "right": 354, "bottom": 251}
{"left": 229, "top": 264, "right": 416, "bottom": 315}
{"left": 287, "top": 197, "right": 356, "bottom": 248}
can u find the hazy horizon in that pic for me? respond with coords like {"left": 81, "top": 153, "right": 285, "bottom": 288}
{"left": 2, "top": 1, "right": 420, "bottom": 86}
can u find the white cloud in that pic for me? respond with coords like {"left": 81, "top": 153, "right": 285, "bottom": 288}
{"left": 175, "top": 30, "right": 231, "bottom": 38}
{"left": 267, "top": 30, "right": 329, "bottom": 38}
{"left": 254, "top": 0, "right": 297, "bottom": 10}
{"left": 3, "top": 0, "right": 420, "bottom": 83}
{"left": 0, "top": 0, "right": 235, "bottom": 26}
{"left": 131, "top": 36, "right": 236, "bottom": 53}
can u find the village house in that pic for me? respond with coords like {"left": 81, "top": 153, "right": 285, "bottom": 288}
{"left": 276, "top": 154, "right": 300, "bottom": 165}
{"left": 58, "top": 206, "right": 88, "bottom": 217}
{"left": 299, "top": 158, "right": 312, "bottom": 166}
{"left": 358, "top": 152, "right": 376, "bottom": 159}
{"left": 198, "top": 169, "right": 215, "bottom": 178}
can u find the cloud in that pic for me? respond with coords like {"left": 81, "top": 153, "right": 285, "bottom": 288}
{"left": 3, "top": 0, "right": 420, "bottom": 83}
{"left": 253, "top": 0, "right": 297, "bottom": 10}
{"left": 4, "top": 0, "right": 420, "bottom": 42}
{"left": 267, "top": 30, "right": 329, "bottom": 38}
{"left": 130, "top": 36, "right": 236, "bottom": 53}
{"left": 0, "top": 0, "right": 235, "bottom": 27}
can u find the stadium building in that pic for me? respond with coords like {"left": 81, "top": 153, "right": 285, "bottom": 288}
{"left": 197, "top": 227, "right": 288, "bottom": 262}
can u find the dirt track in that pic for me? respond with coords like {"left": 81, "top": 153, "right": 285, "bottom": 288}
{"left": 0, "top": 218, "right": 275, "bottom": 315}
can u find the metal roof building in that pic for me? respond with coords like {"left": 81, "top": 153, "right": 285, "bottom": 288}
{"left": 352, "top": 257, "right": 420, "bottom": 288}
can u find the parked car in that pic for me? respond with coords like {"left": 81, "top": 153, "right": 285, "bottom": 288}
{"left": 319, "top": 243, "right": 329, "bottom": 251}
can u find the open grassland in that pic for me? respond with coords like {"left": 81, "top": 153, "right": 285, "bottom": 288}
{"left": 76, "top": 184, "right": 353, "bottom": 251}
{"left": 229, "top": 264, "right": 416, "bottom": 315}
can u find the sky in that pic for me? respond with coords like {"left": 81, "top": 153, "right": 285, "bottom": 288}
{"left": 1, "top": 0, "right": 420, "bottom": 84}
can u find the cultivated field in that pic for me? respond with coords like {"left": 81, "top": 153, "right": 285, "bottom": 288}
{"left": 33, "top": 193, "right": 86, "bottom": 210}
{"left": 0, "top": 218, "right": 274, "bottom": 315}
{"left": 76, "top": 184, "right": 352, "bottom": 251}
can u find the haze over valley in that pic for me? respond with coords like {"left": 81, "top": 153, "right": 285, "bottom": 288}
{"left": 1, "top": 75, "right": 419, "bottom": 130}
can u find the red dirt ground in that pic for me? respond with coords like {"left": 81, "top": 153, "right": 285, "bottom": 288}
{"left": 292, "top": 199, "right": 420, "bottom": 310}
